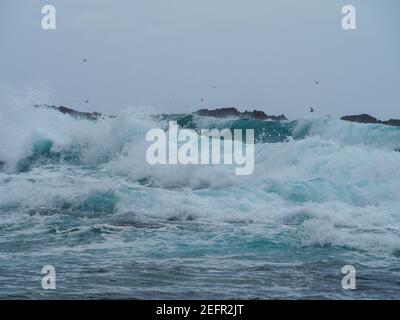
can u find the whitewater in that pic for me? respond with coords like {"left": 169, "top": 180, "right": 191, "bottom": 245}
{"left": 1, "top": 100, "right": 400, "bottom": 299}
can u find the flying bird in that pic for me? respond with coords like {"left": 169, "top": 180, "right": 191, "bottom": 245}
{"left": 84, "top": 100, "right": 89, "bottom": 104}
{"left": 83, "top": 59, "right": 88, "bottom": 62}
{"left": 309, "top": 106, "right": 314, "bottom": 113}
{"left": 314, "top": 81, "right": 319, "bottom": 85}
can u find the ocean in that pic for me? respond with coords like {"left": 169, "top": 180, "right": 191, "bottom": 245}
{"left": 1, "top": 104, "right": 400, "bottom": 299}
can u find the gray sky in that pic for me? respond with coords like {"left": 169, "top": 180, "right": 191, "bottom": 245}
{"left": 1, "top": 0, "right": 399, "bottom": 119}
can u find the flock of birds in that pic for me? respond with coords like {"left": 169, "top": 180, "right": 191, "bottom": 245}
{"left": 199, "top": 80, "right": 320, "bottom": 113}
{"left": 81, "top": 57, "right": 319, "bottom": 114}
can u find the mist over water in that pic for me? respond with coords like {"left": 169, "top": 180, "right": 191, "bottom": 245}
{"left": 1, "top": 91, "right": 400, "bottom": 299}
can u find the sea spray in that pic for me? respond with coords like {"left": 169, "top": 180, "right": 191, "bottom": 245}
{"left": 1, "top": 101, "right": 400, "bottom": 298}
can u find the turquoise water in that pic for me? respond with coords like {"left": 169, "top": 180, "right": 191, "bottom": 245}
{"left": 1, "top": 107, "right": 400, "bottom": 299}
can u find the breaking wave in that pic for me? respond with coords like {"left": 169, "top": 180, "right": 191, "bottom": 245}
{"left": 1, "top": 93, "right": 400, "bottom": 299}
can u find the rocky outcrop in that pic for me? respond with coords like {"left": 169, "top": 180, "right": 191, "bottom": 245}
{"left": 383, "top": 119, "right": 400, "bottom": 127}
{"left": 341, "top": 114, "right": 400, "bottom": 127}
{"left": 35, "top": 105, "right": 287, "bottom": 122}
{"left": 341, "top": 114, "right": 379, "bottom": 124}
{"left": 34, "top": 105, "right": 106, "bottom": 120}
{"left": 195, "top": 107, "right": 287, "bottom": 121}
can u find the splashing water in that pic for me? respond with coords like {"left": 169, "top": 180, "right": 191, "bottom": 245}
{"left": 1, "top": 95, "right": 400, "bottom": 299}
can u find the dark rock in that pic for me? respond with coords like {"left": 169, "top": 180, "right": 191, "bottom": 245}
{"left": 340, "top": 114, "right": 378, "bottom": 124}
{"left": 381, "top": 119, "right": 400, "bottom": 127}
{"left": 194, "top": 107, "right": 287, "bottom": 121}
{"left": 195, "top": 107, "right": 240, "bottom": 118}
{"left": 341, "top": 114, "right": 400, "bottom": 127}
{"left": 34, "top": 105, "right": 106, "bottom": 120}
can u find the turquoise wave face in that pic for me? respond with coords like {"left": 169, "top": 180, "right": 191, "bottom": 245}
{"left": 5, "top": 112, "right": 400, "bottom": 173}
{"left": 1, "top": 107, "right": 400, "bottom": 299}
{"left": 168, "top": 113, "right": 400, "bottom": 146}
{"left": 170, "top": 114, "right": 306, "bottom": 143}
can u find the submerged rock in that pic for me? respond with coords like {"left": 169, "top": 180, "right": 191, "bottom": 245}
{"left": 341, "top": 114, "right": 400, "bottom": 127}
{"left": 195, "top": 107, "right": 287, "bottom": 121}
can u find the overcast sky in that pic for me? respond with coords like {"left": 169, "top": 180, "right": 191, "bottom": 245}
{"left": 0, "top": 0, "right": 399, "bottom": 119}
